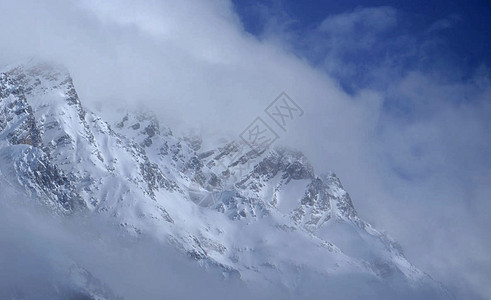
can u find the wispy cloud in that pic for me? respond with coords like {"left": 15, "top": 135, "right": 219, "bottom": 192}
{"left": 319, "top": 6, "right": 397, "bottom": 39}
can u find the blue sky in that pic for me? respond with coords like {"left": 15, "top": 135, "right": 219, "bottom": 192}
{"left": 232, "top": 0, "right": 491, "bottom": 111}
{"left": 232, "top": 0, "right": 491, "bottom": 79}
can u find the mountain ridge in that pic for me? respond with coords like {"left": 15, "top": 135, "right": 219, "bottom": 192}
{"left": 0, "top": 60, "right": 450, "bottom": 299}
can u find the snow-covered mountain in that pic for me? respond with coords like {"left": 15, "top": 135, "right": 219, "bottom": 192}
{"left": 0, "top": 60, "right": 450, "bottom": 299}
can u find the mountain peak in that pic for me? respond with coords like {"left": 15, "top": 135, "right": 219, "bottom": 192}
{"left": 2, "top": 57, "right": 68, "bottom": 75}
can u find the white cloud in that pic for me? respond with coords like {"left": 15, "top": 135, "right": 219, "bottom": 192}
{"left": 319, "top": 6, "right": 397, "bottom": 36}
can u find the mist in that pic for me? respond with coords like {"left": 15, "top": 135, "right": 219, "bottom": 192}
{"left": 0, "top": 193, "right": 450, "bottom": 300}
{"left": 0, "top": 190, "right": 285, "bottom": 300}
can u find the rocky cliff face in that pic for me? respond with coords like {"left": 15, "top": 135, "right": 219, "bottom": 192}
{"left": 0, "top": 60, "right": 449, "bottom": 299}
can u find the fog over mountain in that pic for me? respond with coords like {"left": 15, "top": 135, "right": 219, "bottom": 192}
{"left": 0, "top": 1, "right": 490, "bottom": 299}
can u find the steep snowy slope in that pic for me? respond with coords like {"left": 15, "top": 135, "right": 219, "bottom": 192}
{"left": 0, "top": 60, "right": 450, "bottom": 299}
